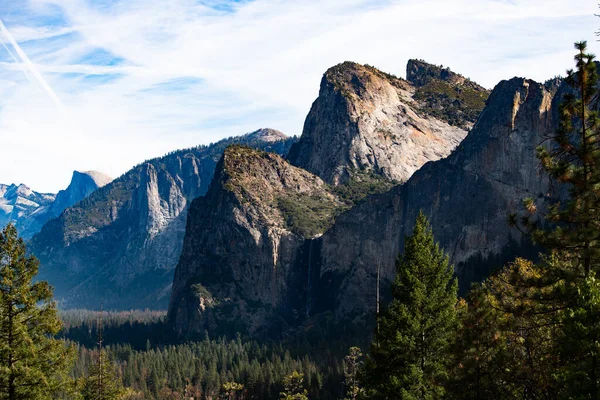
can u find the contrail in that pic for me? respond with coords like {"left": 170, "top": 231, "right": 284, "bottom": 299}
{"left": 0, "top": 18, "right": 66, "bottom": 115}
{"left": 0, "top": 40, "right": 31, "bottom": 81}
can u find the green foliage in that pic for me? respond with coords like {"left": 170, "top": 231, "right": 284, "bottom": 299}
{"left": 280, "top": 371, "right": 308, "bottom": 400}
{"left": 343, "top": 347, "right": 363, "bottom": 400}
{"left": 278, "top": 169, "right": 394, "bottom": 237}
{"left": 220, "top": 381, "right": 244, "bottom": 400}
{"left": 413, "top": 79, "right": 489, "bottom": 128}
{"left": 449, "top": 258, "right": 561, "bottom": 399}
{"left": 80, "top": 349, "right": 124, "bottom": 400}
{"left": 362, "top": 212, "right": 458, "bottom": 399}
{"left": 332, "top": 171, "right": 396, "bottom": 205}
{"left": 277, "top": 192, "right": 346, "bottom": 238}
{"left": 449, "top": 290, "right": 509, "bottom": 399}
{"left": 560, "top": 272, "right": 600, "bottom": 397}
{"left": 506, "top": 41, "right": 600, "bottom": 398}
{"left": 0, "top": 224, "right": 75, "bottom": 399}
{"left": 68, "top": 334, "right": 326, "bottom": 400}
{"left": 192, "top": 284, "right": 217, "bottom": 307}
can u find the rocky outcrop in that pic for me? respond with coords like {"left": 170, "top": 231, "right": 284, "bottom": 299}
{"left": 29, "top": 129, "right": 294, "bottom": 310}
{"left": 0, "top": 184, "right": 55, "bottom": 238}
{"left": 287, "top": 61, "right": 483, "bottom": 185}
{"left": 407, "top": 59, "right": 490, "bottom": 128}
{"left": 308, "top": 77, "right": 559, "bottom": 328}
{"left": 406, "top": 59, "right": 483, "bottom": 88}
{"left": 169, "top": 76, "right": 564, "bottom": 339}
{"left": 0, "top": 171, "right": 112, "bottom": 239}
{"left": 169, "top": 145, "right": 346, "bottom": 337}
{"left": 46, "top": 171, "right": 112, "bottom": 220}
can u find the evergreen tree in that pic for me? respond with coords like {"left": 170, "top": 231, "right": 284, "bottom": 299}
{"left": 450, "top": 258, "right": 561, "bottom": 399}
{"left": 362, "top": 212, "right": 458, "bottom": 399}
{"left": 0, "top": 224, "right": 74, "bottom": 400}
{"left": 221, "top": 381, "right": 244, "bottom": 400}
{"left": 81, "top": 310, "right": 123, "bottom": 400}
{"left": 509, "top": 41, "right": 600, "bottom": 398}
{"left": 518, "top": 41, "right": 600, "bottom": 278}
{"left": 343, "top": 347, "right": 362, "bottom": 400}
{"left": 280, "top": 371, "right": 308, "bottom": 400}
{"left": 80, "top": 349, "right": 124, "bottom": 400}
{"left": 448, "top": 290, "right": 507, "bottom": 400}
{"left": 558, "top": 262, "right": 600, "bottom": 397}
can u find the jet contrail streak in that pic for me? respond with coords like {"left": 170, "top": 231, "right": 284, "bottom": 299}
{"left": 0, "top": 39, "right": 31, "bottom": 80}
{"left": 0, "top": 18, "right": 66, "bottom": 114}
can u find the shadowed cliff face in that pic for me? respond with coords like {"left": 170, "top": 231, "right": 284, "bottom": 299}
{"left": 169, "top": 76, "right": 564, "bottom": 340}
{"left": 287, "top": 62, "right": 477, "bottom": 186}
{"left": 169, "top": 146, "right": 345, "bottom": 338}
{"left": 312, "top": 77, "right": 560, "bottom": 326}
{"left": 29, "top": 129, "right": 295, "bottom": 310}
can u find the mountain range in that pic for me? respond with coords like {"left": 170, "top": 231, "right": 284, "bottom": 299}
{"left": 1, "top": 170, "right": 112, "bottom": 239}
{"left": 18, "top": 58, "right": 568, "bottom": 342}
{"left": 30, "top": 129, "right": 295, "bottom": 309}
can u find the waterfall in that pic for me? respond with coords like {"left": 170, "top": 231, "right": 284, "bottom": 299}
{"left": 306, "top": 239, "right": 313, "bottom": 317}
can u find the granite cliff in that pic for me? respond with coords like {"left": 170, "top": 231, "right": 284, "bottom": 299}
{"left": 30, "top": 129, "right": 294, "bottom": 310}
{"left": 169, "top": 61, "right": 493, "bottom": 338}
{"left": 169, "top": 73, "right": 564, "bottom": 339}
{"left": 287, "top": 61, "right": 488, "bottom": 185}
{"left": 46, "top": 171, "right": 113, "bottom": 221}
{"left": 169, "top": 145, "right": 346, "bottom": 337}
{"left": 0, "top": 184, "right": 55, "bottom": 238}
{"left": 0, "top": 170, "right": 112, "bottom": 239}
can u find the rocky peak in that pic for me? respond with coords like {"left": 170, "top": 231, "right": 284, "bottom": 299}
{"left": 220, "top": 145, "right": 346, "bottom": 238}
{"left": 0, "top": 182, "right": 56, "bottom": 239}
{"left": 244, "top": 128, "right": 288, "bottom": 143}
{"left": 406, "top": 59, "right": 490, "bottom": 128}
{"left": 77, "top": 170, "right": 112, "bottom": 188}
{"left": 304, "top": 75, "right": 561, "bottom": 328}
{"left": 13, "top": 184, "right": 34, "bottom": 198}
{"left": 407, "top": 59, "right": 473, "bottom": 87}
{"left": 169, "top": 145, "right": 346, "bottom": 337}
{"left": 30, "top": 130, "right": 296, "bottom": 310}
{"left": 168, "top": 73, "right": 566, "bottom": 341}
{"left": 287, "top": 61, "right": 470, "bottom": 186}
{"left": 46, "top": 170, "right": 113, "bottom": 220}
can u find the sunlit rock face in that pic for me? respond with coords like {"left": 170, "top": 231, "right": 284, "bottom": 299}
{"left": 29, "top": 129, "right": 295, "bottom": 310}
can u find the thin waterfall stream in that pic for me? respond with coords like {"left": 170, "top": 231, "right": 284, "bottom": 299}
{"left": 306, "top": 239, "right": 313, "bottom": 317}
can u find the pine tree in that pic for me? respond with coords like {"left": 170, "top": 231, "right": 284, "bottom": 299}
{"left": 450, "top": 258, "right": 561, "bottom": 399}
{"left": 362, "top": 212, "right": 458, "bottom": 399}
{"left": 0, "top": 223, "right": 74, "bottom": 400}
{"left": 511, "top": 40, "right": 600, "bottom": 282}
{"left": 81, "top": 349, "right": 123, "bottom": 400}
{"left": 559, "top": 271, "right": 600, "bottom": 399}
{"left": 279, "top": 371, "right": 308, "bottom": 400}
{"left": 343, "top": 347, "right": 362, "bottom": 400}
{"left": 81, "top": 313, "right": 123, "bottom": 400}
{"left": 449, "top": 290, "right": 508, "bottom": 400}
{"left": 220, "top": 381, "right": 244, "bottom": 400}
{"left": 509, "top": 41, "right": 600, "bottom": 398}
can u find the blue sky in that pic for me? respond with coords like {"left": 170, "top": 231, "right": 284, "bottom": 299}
{"left": 0, "top": 0, "right": 597, "bottom": 192}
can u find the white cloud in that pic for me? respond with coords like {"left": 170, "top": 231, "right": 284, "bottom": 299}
{"left": 0, "top": 0, "right": 597, "bottom": 192}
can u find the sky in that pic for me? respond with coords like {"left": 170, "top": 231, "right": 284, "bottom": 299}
{"left": 0, "top": 0, "right": 597, "bottom": 192}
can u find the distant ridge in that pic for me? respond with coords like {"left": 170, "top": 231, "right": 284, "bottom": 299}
{"left": 30, "top": 128, "right": 296, "bottom": 310}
